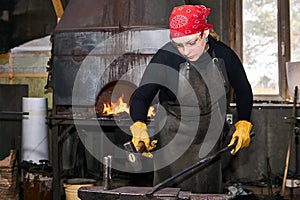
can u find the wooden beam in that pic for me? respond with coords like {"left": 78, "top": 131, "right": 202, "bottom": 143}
{"left": 52, "top": 0, "right": 64, "bottom": 22}
{"left": 229, "top": 0, "right": 235, "bottom": 50}
{"left": 0, "top": 73, "right": 48, "bottom": 85}
{"left": 0, "top": 73, "right": 48, "bottom": 78}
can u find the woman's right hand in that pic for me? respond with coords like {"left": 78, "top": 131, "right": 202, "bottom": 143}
{"left": 130, "top": 121, "right": 157, "bottom": 152}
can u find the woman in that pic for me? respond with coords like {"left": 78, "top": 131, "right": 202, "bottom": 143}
{"left": 129, "top": 4, "right": 253, "bottom": 193}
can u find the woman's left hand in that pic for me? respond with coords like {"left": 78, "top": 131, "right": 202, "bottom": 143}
{"left": 228, "top": 120, "right": 253, "bottom": 155}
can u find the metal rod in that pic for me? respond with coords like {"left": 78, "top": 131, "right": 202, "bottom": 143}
{"left": 147, "top": 145, "right": 235, "bottom": 195}
{"left": 147, "top": 132, "right": 255, "bottom": 196}
{"left": 103, "top": 155, "right": 112, "bottom": 190}
{"left": 57, "top": 124, "right": 75, "bottom": 143}
{"left": 282, "top": 86, "right": 298, "bottom": 196}
{"left": 52, "top": 124, "right": 60, "bottom": 200}
{"left": 0, "top": 111, "right": 29, "bottom": 115}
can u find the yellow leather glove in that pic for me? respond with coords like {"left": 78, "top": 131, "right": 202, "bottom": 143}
{"left": 130, "top": 121, "right": 157, "bottom": 152}
{"left": 228, "top": 120, "right": 253, "bottom": 155}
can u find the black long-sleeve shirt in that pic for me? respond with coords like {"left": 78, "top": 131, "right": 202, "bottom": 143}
{"left": 130, "top": 35, "right": 253, "bottom": 123}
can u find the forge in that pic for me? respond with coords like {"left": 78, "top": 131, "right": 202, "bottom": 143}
{"left": 46, "top": 0, "right": 184, "bottom": 198}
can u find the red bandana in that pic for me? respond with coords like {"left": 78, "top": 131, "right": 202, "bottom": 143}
{"left": 169, "top": 5, "right": 212, "bottom": 38}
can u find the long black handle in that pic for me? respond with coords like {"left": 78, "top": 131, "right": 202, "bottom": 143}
{"left": 0, "top": 111, "right": 29, "bottom": 115}
{"left": 147, "top": 132, "right": 255, "bottom": 195}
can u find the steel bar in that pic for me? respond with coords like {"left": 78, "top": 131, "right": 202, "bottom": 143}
{"left": 0, "top": 111, "right": 29, "bottom": 115}
{"left": 147, "top": 132, "right": 255, "bottom": 195}
{"left": 282, "top": 86, "right": 298, "bottom": 196}
{"left": 147, "top": 142, "right": 237, "bottom": 195}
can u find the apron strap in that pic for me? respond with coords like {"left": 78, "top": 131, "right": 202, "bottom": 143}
{"left": 211, "top": 50, "right": 231, "bottom": 95}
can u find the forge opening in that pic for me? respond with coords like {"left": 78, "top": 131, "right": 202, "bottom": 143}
{"left": 95, "top": 80, "right": 156, "bottom": 119}
{"left": 95, "top": 80, "right": 137, "bottom": 117}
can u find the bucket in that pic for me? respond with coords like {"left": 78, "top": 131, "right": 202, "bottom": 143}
{"left": 64, "top": 178, "right": 96, "bottom": 200}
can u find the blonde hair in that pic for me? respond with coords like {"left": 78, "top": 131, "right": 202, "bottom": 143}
{"left": 209, "top": 29, "right": 220, "bottom": 41}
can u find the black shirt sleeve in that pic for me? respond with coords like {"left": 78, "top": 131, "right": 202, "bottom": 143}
{"left": 130, "top": 43, "right": 185, "bottom": 123}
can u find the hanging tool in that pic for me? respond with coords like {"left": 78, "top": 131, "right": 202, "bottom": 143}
{"left": 123, "top": 141, "right": 144, "bottom": 172}
{"left": 123, "top": 140, "right": 154, "bottom": 172}
{"left": 147, "top": 132, "right": 255, "bottom": 195}
{"left": 281, "top": 86, "right": 298, "bottom": 196}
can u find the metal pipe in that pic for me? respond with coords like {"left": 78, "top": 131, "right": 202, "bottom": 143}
{"left": 0, "top": 111, "right": 29, "bottom": 115}
{"left": 103, "top": 155, "right": 112, "bottom": 190}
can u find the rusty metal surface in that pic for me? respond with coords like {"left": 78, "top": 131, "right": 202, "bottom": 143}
{"left": 49, "top": 0, "right": 183, "bottom": 106}
{"left": 78, "top": 186, "right": 236, "bottom": 200}
{"left": 189, "top": 194, "right": 235, "bottom": 200}
{"left": 55, "top": 0, "right": 184, "bottom": 31}
{"left": 50, "top": 29, "right": 169, "bottom": 106}
{"left": 78, "top": 186, "right": 180, "bottom": 200}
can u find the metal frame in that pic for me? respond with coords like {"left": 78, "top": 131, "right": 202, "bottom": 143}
{"left": 234, "top": 0, "right": 291, "bottom": 102}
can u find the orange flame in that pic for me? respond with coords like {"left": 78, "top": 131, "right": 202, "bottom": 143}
{"left": 102, "top": 94, "right": 155, "bottom": 117}
{"left": 147, "top": 105, "right": 156, "bottom": 118}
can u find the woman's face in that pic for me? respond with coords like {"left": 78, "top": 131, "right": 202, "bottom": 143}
{"left": 171, "top": 32, "right": 208, "bottom": 62}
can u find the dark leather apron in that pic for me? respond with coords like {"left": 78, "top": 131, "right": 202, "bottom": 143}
{"left": 153, "top": 52, "right": 227, "bottom": 193}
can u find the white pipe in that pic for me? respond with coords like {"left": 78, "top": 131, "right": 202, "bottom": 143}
{"left": 22, "top": 97, "right": 49, "bottom": 163}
